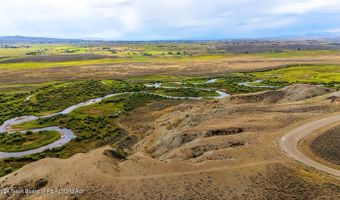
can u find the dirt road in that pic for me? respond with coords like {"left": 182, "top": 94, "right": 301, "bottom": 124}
{"left": 280, "top": 114, "right": 340, "bottom": 178}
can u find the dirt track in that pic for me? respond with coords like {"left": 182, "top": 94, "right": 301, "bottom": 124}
{"left": 280, "top": 114, "right": 340, "bottom": 178}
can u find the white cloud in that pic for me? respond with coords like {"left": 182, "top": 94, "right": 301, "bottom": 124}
{"left": 271, "top": 0, "right": 340, "bottom": 14}
{"left": 326, "top": 28, "right": 340, "bottom": 33}
{"left": 237, "top": 17, "right": 297, "bottom": 30}
{"left": 0, "top": 0, "right": 339, "bottom": 39}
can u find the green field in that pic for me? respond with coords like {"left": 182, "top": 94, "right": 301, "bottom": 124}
{"left": 2, "top": 43, "right": 339, "bottom": 72}
{"left": 0, "top": 130, "right": 60, "bottom": 152}
{"left": 251, "top": 65, "right": 340, "bottom": 85}
{"left": 0, "top": 43, "right": 227, "bottom": 70}
{"left": 0, "top": 81, "right": 61, "bottom": 94}
{"left": 72, "top": 99, "right": 125, "bottom": 117}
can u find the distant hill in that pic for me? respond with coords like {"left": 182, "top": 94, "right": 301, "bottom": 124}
{"left": 0, "top": 36, "right": 86, "bottom": 43}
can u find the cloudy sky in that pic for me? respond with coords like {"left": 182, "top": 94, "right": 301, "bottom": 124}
{"left": 0, "top": 0, "right": 340, "bottom": 40}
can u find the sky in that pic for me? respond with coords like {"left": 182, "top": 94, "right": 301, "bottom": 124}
{"left": 0, "top": 0, "right": 340, "bottom": 40}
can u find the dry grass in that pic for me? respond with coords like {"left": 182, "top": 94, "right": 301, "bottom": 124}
{"left": 1, "top": 54, "right": 340, "bottom": 84}
{"left": 299, "top": 122, "right": 340, "bottom": 170}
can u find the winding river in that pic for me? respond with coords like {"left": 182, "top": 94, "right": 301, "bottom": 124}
{"left": 0, "top": 127, "right": 75, "bottom": 158}
{"left": 238, "top": 80, "right": 277, "bottom": 88}
{"left": 0, "top": 81, "right": 229, "bottom": 158}
{"left": 144, "top": 82, "right": 229, "bottom": 100}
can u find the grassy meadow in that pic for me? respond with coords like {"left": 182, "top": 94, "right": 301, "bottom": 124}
{"left": 251, "top": 65, "right": 340, "bottom": 86}
{"left": 0, "top": 130, "right": 60, "bottom": 152}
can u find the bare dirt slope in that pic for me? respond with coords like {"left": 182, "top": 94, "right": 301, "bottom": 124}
{"left": 280, "top": 114, "right": 340, "bottom": 178}
{"left": 311, "top": 125, "right": 340, "bottom": 165}
{"left": 1, "top": 85, "right": 340, "bottom": 200}
{"left": 230, "top": 84, "right": 334, "bottom": 103}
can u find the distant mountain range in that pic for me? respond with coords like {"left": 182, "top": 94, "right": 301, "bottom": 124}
{"left": 0, "top": 36, "right": 86, "bottom": 43}
{"left": 0, "top": 35, "right": 340, "bottom": 43}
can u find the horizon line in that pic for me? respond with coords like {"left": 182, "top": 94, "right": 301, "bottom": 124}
{"left": 0, "top": 35, "right": 339, "bottom": 43}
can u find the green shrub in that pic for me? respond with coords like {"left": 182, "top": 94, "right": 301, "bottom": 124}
{"left": 3, "top": 167, "right": 13, "bottom": 174}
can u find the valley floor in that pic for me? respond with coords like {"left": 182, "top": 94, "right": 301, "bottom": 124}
{"left": 1, "top": 84, "right": 339, "bottom": 200}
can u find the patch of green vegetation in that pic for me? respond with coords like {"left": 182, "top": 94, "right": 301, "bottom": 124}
{"left": 159, "top": 82, "right": 183, "bottom": 87}
{"left": 70, "top": 93, "right": 162, "bottom": 117}
{"left": 0, "top": 54, "right": 220, "bottom": 70}
{"left": 127, "top": 75, "right": 188, "bottom": 83}
{"left": 153, "top": 87, "right": 219, "bottom": 98}
{"left": 0, "top": 44, "right": 108, "bottom": 58}
{"left": 0, "top": 93, "right": 29, "bottom": 125}
{"left": 118, "top": 93, "right": 164, "bottom": 113}
{"left": 31, "top": 80, "right": 131, "bottom": 113}
{"left": 0, "top": 59, "right": 114, "bottom": 70}
{"left": 251, "top": 65, "right": 340, "bottom": 86}
{"left": 182, "top": 74, "right": 278, "bottom": 94}
{"left": 0, "top": 47, "right": 41, "bottom": 57}
{"left": 183, "top": 77, "right": 210, "bottom": 84}
{"left": 242, "top": 80, "right": 284, "bottom": 88}
{"left": 72, "top": 99, "right": 124, "bottom": 117}
{"left": 0, "top": 81, "right": 61, "bottom": 94}
{"left": 0, "top": 80, "right": 145, "bottom": 124}
{"left": 0, "top": 130, "right": 60, "bottom": 152}
{"left": 210, "top": 81, "right": 269, "bottom": 94}
{"left": 0, "top": 166, "right": 14, "bottom": 177}
{"left": 246, "top": 81, "right": 267, "bottom": 87}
